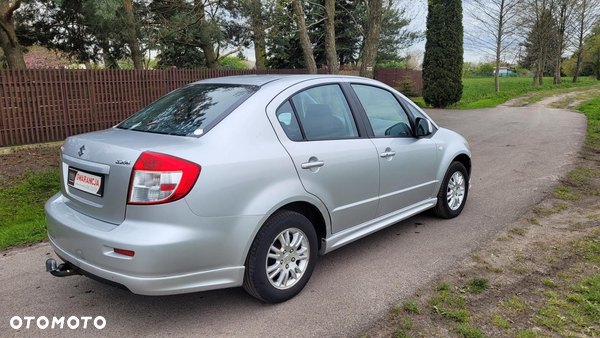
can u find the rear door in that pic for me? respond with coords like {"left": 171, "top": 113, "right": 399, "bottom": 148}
{"left": 267, "top": 82, "right": 380, "bottom": 234}
{"left": 349, "top": 84, "right": 438, "bottom": 217}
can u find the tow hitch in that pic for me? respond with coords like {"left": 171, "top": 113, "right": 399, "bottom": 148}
{"left": 46, "top": 258, "right": 81, "bottom": 277}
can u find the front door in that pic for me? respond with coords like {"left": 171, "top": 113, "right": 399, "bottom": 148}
{"left": 350, "top": 84, "right": 438, "bottom": 217}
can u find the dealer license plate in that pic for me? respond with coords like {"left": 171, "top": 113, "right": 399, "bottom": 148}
{"left": 67, "top": 168, "right": 104, "bottom": 197}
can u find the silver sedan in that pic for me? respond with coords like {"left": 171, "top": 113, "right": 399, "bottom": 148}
{"left": 45, "top": 75, "right": 471, "bottom": 303}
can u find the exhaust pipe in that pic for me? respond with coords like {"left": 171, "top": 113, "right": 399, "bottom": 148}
{"left": 46, "top": 258, "right": 81, "bottom": 277}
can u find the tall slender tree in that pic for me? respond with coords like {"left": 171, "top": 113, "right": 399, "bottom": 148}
{"left": 422, "top": 0, "right": 463, "bottom": 107}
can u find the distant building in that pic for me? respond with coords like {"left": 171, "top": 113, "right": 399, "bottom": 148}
{"left": 494, "top": 66, "right": 516, "bottom": 77}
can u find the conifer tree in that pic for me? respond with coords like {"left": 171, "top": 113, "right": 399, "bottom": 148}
{"left": 422, "top": 0, "right": 464, "bottom": 108}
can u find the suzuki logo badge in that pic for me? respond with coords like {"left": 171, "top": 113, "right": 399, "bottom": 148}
{"left": 78, "top": 145, "right": 86, "bottom": 157}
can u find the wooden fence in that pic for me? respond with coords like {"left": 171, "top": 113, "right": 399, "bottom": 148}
{"left": 375, "top": 68, "right": 423, "bottom": 97}
{"left": 0, "top": 67, "right": 422, "bottom": 147}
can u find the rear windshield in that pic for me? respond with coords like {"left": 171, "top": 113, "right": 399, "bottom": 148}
{"left": 117, "top": 84, "right": 258, "bottom": 136}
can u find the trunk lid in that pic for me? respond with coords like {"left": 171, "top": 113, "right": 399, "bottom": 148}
{"left": 60, "top": 128, "right": 197, "bottom": 224}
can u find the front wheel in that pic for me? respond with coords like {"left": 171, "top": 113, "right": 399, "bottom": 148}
{"left": 432, "top": 161, "right": 469, "bottom": 219}
{"left": 243, "top": 210, "right": 318, "bottom": 303}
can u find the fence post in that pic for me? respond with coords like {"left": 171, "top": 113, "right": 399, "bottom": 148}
{"left": 59, "top": 66, "right": 72, "bottom": 137}
{"left": 172, "top": 66, "right": 177, "bottom": 90}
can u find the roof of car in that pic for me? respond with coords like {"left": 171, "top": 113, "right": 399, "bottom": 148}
{"left": 193, "top": 74, "right": 368, "bottom": 87}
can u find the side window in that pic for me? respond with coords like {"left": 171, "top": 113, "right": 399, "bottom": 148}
{"left": 290, "top": 85, "right": 359, "bottom": 140}
{"left": 276, "top": 101, "right": 303, "bottom": 141}
{"left": 352, "top": 84, "right": 413, "bottom": 137}
{"left": 403, "top": 98, "right": 427, "bottom": 120}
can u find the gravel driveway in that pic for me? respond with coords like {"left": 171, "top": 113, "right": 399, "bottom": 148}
{"left": 0, "top": 106, "right": 587, "bottom": 337}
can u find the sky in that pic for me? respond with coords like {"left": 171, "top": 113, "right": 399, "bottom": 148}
{"left": 240, "top": 0, "right": 484, "bottom": 64}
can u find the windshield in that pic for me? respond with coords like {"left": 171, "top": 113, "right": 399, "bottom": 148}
{"left": 117, "top": 84, "right": 258, "bottom": 136}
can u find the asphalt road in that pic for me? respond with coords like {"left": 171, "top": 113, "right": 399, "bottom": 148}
{"left": 0, "top": 106, "right": 587, "bottom": 337}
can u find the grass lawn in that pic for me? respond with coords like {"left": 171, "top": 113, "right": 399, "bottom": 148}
{"left": 412, "top": 76, "right": 600, "bottom": 109}
{"left": 576, "top": 96, "right": 600, "bottom": 150}
{"left": 0, "top": 169, "right": 60, "bottom": 249}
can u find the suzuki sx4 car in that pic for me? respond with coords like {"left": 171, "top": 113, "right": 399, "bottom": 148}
{"left": 45, "top": 75, "right": 471, "bottom": 303}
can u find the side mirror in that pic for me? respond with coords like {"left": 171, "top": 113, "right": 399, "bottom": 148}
{"left": 416, "top": 117, "right": 433, "bottom": 137}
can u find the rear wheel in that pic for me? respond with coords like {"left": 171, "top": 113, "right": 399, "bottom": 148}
{"left": 433, "top": 161, "right": 469, "bottom": 219}
{"left": 243, "top": 210, "right": 317, "bottom": 303}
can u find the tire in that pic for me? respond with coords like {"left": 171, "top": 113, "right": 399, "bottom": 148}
{"left": 432, "top": 161, "right": 469, "bottom": 219}
{"left": 243, "top": 210, "right": 318, "bottom": 303}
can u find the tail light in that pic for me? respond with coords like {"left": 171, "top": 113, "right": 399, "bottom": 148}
{"left": 128, "top": 152, "right": 200, "bottom": 205}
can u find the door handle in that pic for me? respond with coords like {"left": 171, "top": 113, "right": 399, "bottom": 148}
{"left": 380, "top": 150, "right": 396, "bottom": 158}
{"left": 301, "top": 160, "right": 325, "bottom": 169}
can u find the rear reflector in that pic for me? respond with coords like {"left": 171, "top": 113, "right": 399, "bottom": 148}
{"left": 128, "top": 152, "right": 201, "bottom": 205}
{"left": 114, "top": 248, "right": 135, "bottom": 257}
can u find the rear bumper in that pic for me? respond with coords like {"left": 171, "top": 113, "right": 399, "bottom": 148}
{"left": 45, "top": 192, "right": 264, "bottom": 295}
{"left": 49, "top": 236, "right": 244, "bottom": 295}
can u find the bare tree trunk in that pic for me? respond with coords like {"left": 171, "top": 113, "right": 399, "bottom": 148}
{"left": 539, "top": 41, "right": 548, "bottom": 86}
{"left": 573, "top": 0, "right": 587, "bottom": 83}
{"left": 359, "top": 0, "right": 383, "bottom": 78}
{"left": 0, "top": 1, "right": 26, "bottom": 69}
{"left": 123, "top": 0, "right": 143, "bottom": 70}
{"left": 253, "top": 29, "right": 266, "bottom": 70}
{"left": 530, "top": 0, "right": 554, "bottom": 87}
{"left": 553, "top": 1, "right": 570, "bottom": 84}
{"left": 494, "top": 0, "right": 505, "bottom": 93}
{"left": 532, "top": 62, "right": 540, "bottom": 86}
{"left": 324, "top": 0, "right": 338, "bottom": 74}
{"left": 193, "top": 0, "right": 218, "bottom": 69}
{"left": 248, "top": 0, "right": 266, "bottom": 69}
{"left": 292, "top": 0, "right": 317, "bottom": 74}
{"left": 573, "top": 43, "right": 584, "bottom": 82}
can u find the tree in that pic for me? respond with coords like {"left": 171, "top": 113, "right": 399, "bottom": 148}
{"left": 291, "top": 0, "right": 317, "bottom": 73}
{"left": 518, "top": 7, "right": 560, "bottom": 80}
{"left": 572, "top": 0, "right": 600, "bottom": 82}
{"left": 324, "top": 0, "right": 338, "bottom": 73}
{"left": 359, "top": 0, "right": 383, "bottom": 78}
{"left": 474, "top": 63, "right": 494, "bottom": 74}
{"left": 219, "top": 55, "right": 246, "bottom": 69}
{"left": 19, "top": 0, "right": 135, "bottom": 67}
{"left": 422, "top": 0, "right": 464, "bottom": 108}
{"left": 245, "top": 0, "right": 268, "bottom": 69}
{"left": 265, "top": 3, "right": 305, "bottom": 68}
{"left": 551, "top": 0, "right": 574, "bottom": 84}
{"left": 465, "top": 0, "right": 523, "bottom": 92}
{"left": 150, "top": 0, "right": 252, "bottom": 69}
{"left": 584, "top": 22, "right": 600, "bottom": 79}
{"left": 522, "top": 0, "right": 557, "bottom": 86}
{"left": 0, "top": 0, "right": 26, "bottom": 68}
{"left": 375, "top": 6, "right": 422, "bottom": 65}
{"left": 123, "top": 0, "right": 143, "bottom": 69}
{"left": 335, "top": 0, "right": 361, "bottom": 66}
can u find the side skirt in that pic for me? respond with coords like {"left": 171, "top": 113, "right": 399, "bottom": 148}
{"left": 320, "top": 198, "right": 437, "bottom": 255}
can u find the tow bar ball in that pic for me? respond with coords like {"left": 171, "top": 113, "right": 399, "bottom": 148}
{"left": 45, "top": 259, "right": 80, "bottom": 277}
